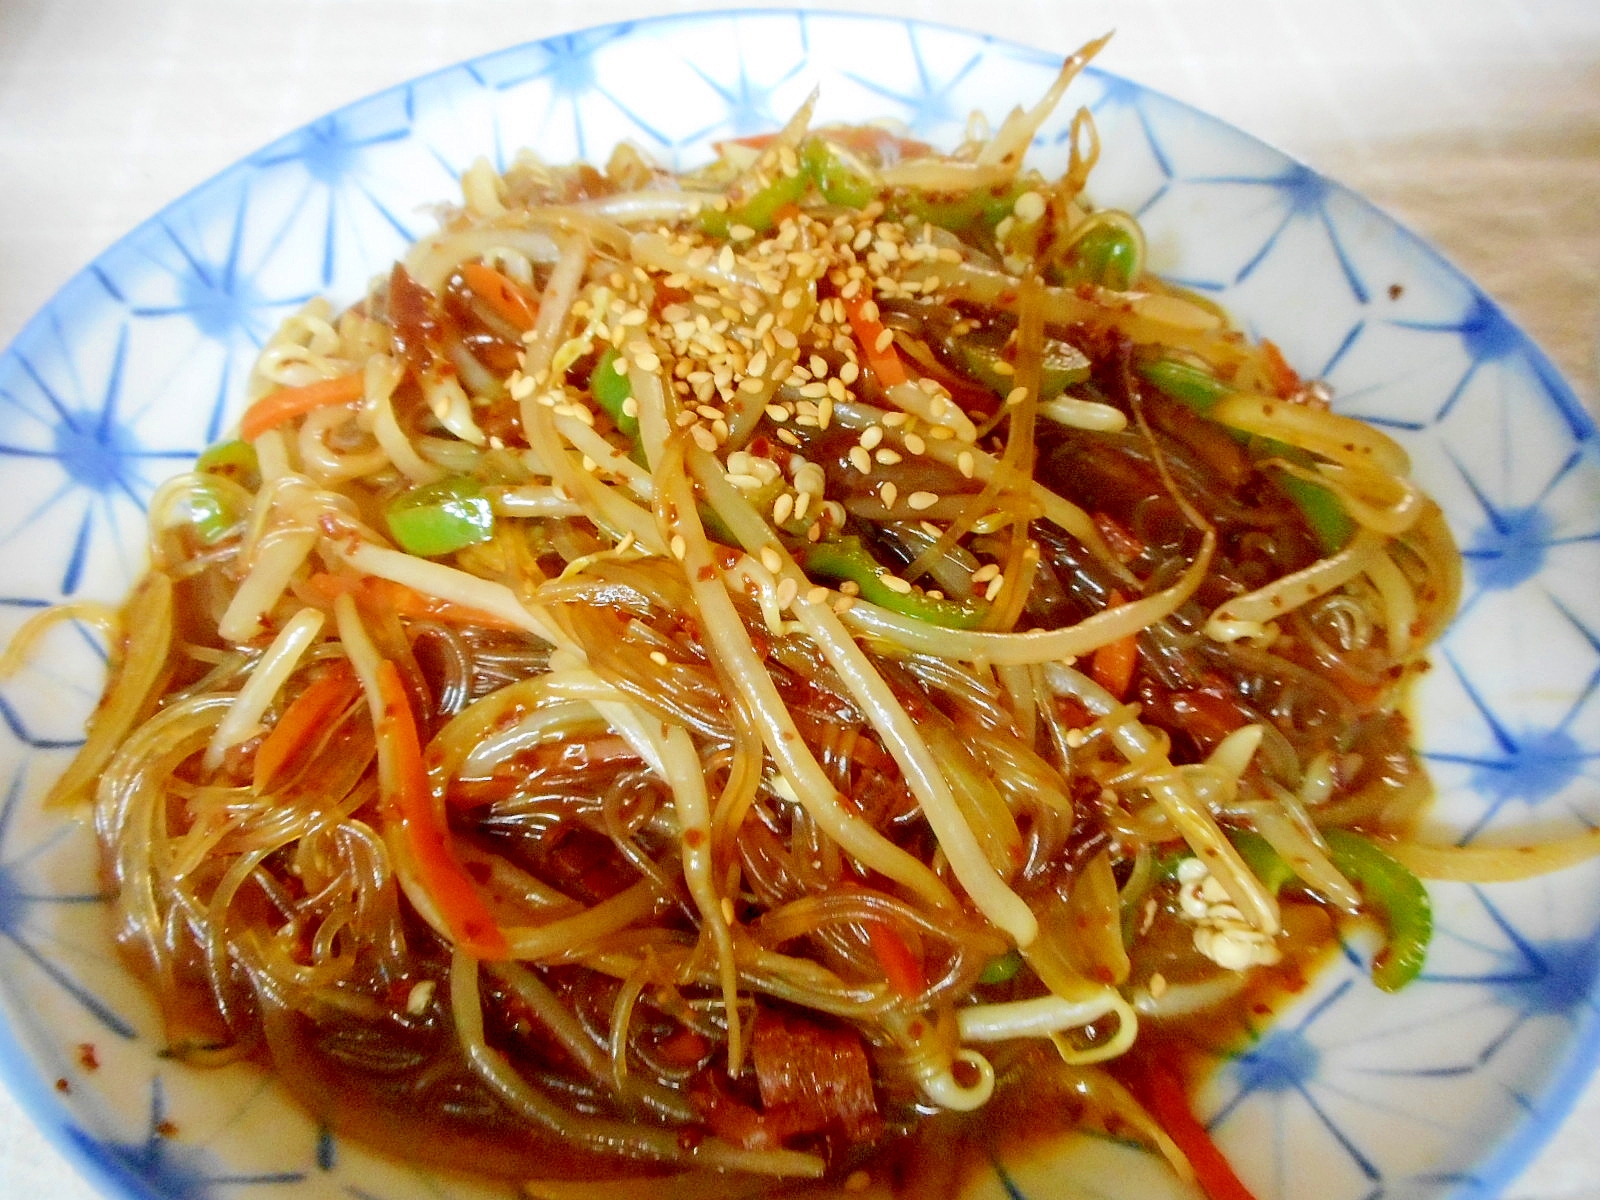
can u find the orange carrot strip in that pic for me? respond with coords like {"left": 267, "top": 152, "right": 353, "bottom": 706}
{"left": 252, "top": 659, "right": 360, "bottom": 792}
{"left": 865, "top": 920, "right": 927, "bottom": 998}
{"left": 844, "top": 293, "right": 908, "bottom": 387}
{"left": 1260, "top": 339, "right": 1301, "bottom": 399}
{"left": 656, "top": 1026, "right": 713, "bottom": 1068}
{"left": 1136, "top": 1061, "right": 1260, "bottom": 1200}
{"left": 461, "top": 262, "right": 539, "bottom": 332}
{"left": 375, "top": 659, "right": 509, "bottom": 959}
{"left": 239, "top": 372, "right": 365, "bottom": 442}
{"left": 1089, "top": 589, "right": 1139, "bottom": 700}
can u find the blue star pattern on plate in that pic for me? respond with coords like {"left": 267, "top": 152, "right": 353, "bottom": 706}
{"left": 65, "top": 1076, "right": 305, "bottom": 1200}
{"left": 0, "top": 12, "right": 1598, "bottom": 1200}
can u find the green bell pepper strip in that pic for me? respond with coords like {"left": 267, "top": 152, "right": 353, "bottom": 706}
{"left": 196, "top": 439, "right": 260, "bottom": 491}
{"left": 801, "top": 139, "right": 876, "bottom": 209}
{"left": 1274, "top": 470, "right": 1357, "bottom": 555}
{"left": 802, "top": 536, "right": 989, "bottom": 629}
{"left": 590, "top": 348, "right": 639, "bottom": 441}
{"left": 978, "top": 948, "right": 1024, "bottom": 985}
{"left": 1136, "top": 358, "right": 1232, "bottom": 415}
{"left": 1192, "top": 827, "right": 1429, "bottom": 992}
{"left": 699, "top": 164, "right": 812, "bottom": 238}
{"left": 1227, "top": 829, "right": 1300, "bottom": 897}
{"left": 1058, "top": 224, "right": 1139, "bottom": 291}
{"left": 957, "top": 334, "right": 1091, "bottom": 402}
{"left": 1322, "top": 828, "right": 1431, "bottom": 993}
{"left": 385, "top": 476, "right": 496, "bottom": 558}
{"left": 899, "top": 181, "right": 1030, "bottom": 236}
{"left": 1137, "top": 357, "right": 1356, "bottom": 553}
{"left": 186, "top": 481, "right": 240, "bottom": 545}
{"left": 1160, "top": 832, "right": 1298, "bottom": 896}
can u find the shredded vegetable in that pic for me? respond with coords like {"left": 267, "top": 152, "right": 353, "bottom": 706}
{"left": 24, "top": 33, "right": 1590, "bottom": 1200}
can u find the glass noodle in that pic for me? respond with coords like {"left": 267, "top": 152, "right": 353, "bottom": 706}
{"left": 8, "top": 33, "right": 1588, "bottom": 1200}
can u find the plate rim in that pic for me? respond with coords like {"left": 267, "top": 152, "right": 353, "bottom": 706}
{"left": 0, "top": 9, "right": 1595, "bottom": 1200}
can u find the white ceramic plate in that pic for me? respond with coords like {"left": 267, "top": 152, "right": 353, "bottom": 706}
{"left": 1, "top": 11, "right": 1597, "bottom": 1200}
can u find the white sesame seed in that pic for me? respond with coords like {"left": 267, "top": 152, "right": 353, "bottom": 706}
{"left": 984, "top": 574, "right": 1006, "bottom": 601}
{"left": 1006, "top": 385, "right": 1029, "bottom": 407}
{"left": 773, "top": 492, "right": 795, "bottom": 524}
{"left": 971, "top": 563, "right": 1000, "bottom": 584}
{"left": 794, "top": 462, "right": 826, "bottom": 494}
{"left": 670, "top": 535, "right": 687, "bottom": 561}
{"left": 957, "top": 450, "right": 975, "bottom": 478}
{"left": 760, "top": 546, "right": 784, "bottom": 574}
{"left": 907, "top": 491, "right": 939, "bottom": 511}
{"left": 805, "top": 585, "right": 830, "bottom": 605}
{"left": 902, "top": 432, "right": 926, "bottom": 455}
{"left": 880, "top": 573, "right": 913, "bottom": 595}
{"left": 690, "top": 424, "right": 719, "bottom": 451}
{"left": 879, "top": 481, "right": 899, "bottom": 509}
{"left": 848, "top": 445, "right": 872, "bottom": 474}
{"left": 874, "top": 448, "right": 902, "bottom": 465}
{"left": 775, "top": 577, "right": 799, "bottom": 610}
{"left": 650, "top": 650, "right": 669, "bottom": 666}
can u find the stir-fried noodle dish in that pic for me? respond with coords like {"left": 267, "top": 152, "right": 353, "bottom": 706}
{"left": 16, "top": 37, "right": 1598, "bottom": 1200}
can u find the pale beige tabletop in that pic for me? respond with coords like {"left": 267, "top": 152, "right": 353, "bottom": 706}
{"left": 1, "top": 2, "right": 1598, "bottom": 1198}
